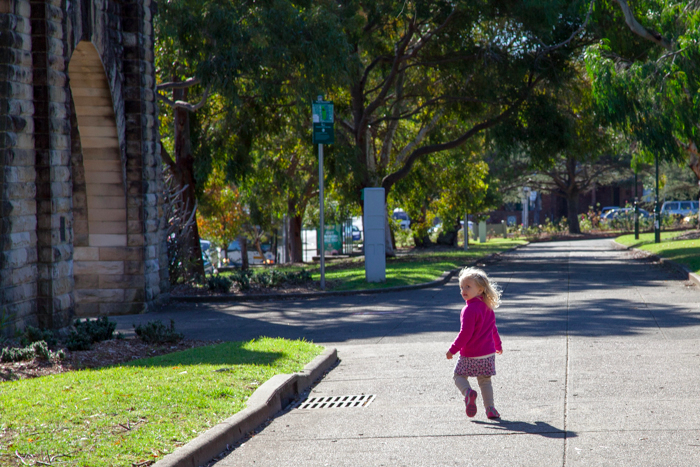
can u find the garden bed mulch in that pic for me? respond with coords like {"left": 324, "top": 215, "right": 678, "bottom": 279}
{"left": 0, "top": 337, "right": 216, "bottom": 382}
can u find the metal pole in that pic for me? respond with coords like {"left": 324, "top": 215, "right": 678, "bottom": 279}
{"left": 634, "top": 171, "right": 639, "bottom": 240}
{"left": 319, "top": 143, "right": 325, "bottom": 289}
{"left": 655, "top": 154, "right": 661, "bottom": 243}
{"left": 463, "top": 212, "right": 468, "bottom": 251}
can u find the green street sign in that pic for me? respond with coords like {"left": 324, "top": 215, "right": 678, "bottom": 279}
{"left": 312, "top": 100, "right": 334, "bottom": 144}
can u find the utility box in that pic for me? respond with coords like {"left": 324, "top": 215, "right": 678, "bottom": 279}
{"left": 363, "top": 188, "right": 386, "bottom": 282}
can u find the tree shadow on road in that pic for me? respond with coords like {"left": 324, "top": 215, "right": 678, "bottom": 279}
{"left": 472, "top": 419, "right": 577, "bottom": 439}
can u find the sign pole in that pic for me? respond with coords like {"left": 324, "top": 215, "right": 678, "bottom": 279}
{"left": 319, "top": 142, "right": 325, "bottom": 290}
{"left": 312, "top": 95, "right": 333, "bottom": 290}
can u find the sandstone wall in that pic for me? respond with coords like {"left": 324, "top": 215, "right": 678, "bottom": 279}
{"left": 0, "top": 0, "right": 168, "bottom": 334}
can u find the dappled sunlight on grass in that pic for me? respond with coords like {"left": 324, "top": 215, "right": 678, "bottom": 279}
{"left": 616, "top": 232, "right": 700, "bottom": 273}
{"left": 0, "top": 338, "right": 322, "bottom": 467}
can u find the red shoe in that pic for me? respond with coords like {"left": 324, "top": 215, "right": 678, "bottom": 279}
{"left": 465, "top": 389, "right": 478, "bottom": 417}
{"left": 486, "top": 406, "right": 500, "bottom": 419}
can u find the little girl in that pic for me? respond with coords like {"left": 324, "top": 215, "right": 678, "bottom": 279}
{"left": 446, "top": 267, "right": 503, "bottom": 419}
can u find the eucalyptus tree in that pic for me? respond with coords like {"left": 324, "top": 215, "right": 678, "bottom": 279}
{"left": 155, "top": 0, "right": 349, "bottom": 271}
{"left": 320, "top": 0, "right": 595, "bottom": 254}
{"left": 489, "top": 72, "right": 629, "bottom": 234}
{"left": 586, "top": 1, "right": 700, "bottom": 193}
{"left": 391, "top": 138, "right": 493, "bottom": 247}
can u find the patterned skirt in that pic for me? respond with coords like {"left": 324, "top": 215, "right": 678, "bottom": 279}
{"left": 454, "top": 355, "right": 496, "bottom": 377}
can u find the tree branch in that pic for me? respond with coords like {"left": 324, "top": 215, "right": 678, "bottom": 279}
{"left": 156, "top": 77, "right": 202, "bottom": 91}
{"left": 613, "top": 0, "right": 674, "bottom": 51}
{"left": 160, "top": 142, "right": 176, "bottom": 171}
{"left": 158, "top": 86, "right": 211, "bottom": 112}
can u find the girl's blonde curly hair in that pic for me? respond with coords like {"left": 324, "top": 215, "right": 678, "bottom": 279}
{"left": 458, "top": 267, "right": 501, "bottom": 310}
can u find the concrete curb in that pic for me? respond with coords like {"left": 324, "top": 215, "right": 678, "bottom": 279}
{"left": 153, "top": 347, "right": 339, "bottom": 467}
{"left": 170, "top": 247, "right": 527, "bottom": 304}
{"left": 611, "top": 240, "right": 700, "bottom": 288}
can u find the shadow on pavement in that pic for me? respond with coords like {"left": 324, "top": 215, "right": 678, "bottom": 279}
{"left": 472, "top": 419, "right": 576, "bottom": 439}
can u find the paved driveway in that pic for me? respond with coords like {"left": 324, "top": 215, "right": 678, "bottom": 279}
{"left": 113, "top": 239, "right": 700, "bottom": 466}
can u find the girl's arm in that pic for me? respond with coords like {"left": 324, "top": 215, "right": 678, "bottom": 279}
{"left": 493, "top": 325, "right": 503, "bottom": 354}
{"left": 448, "top": 306, "right": 475, "bottom": 355}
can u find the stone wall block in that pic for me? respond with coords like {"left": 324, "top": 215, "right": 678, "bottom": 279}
{"left": 2, "top": 148, "right": 35, "bottom": 166}
{"left": 74, "top": 273, "right": 99, "bottom": 289}
{"left": 75, "top": 288, "right": 124, "bottom": 304}
{"left": 0, "top": 81, "right": 33, "bottom": 100}
{"left": 75, "top": 302, "right": 99, "bottom": 317}
{"left": 99, "top": 301, "right": 144, "bottom": 316}
{"left": 5, "top": 282, "right": 37, "bottom": 304}
{"left": 123, "top": 287, "right": 144, "bottom": 303}
{"left": 6, "top": 215, "right": 37, "bottom": 234}
{"left": 10, "top": 264, "right": 36, "bottom": 285}
{"left": 7, "top": 181, "right": 36, "bottom": 199}
{"left": 127, "top": 234, "right": 144, "bottom": 247}
{"left": 74, "top": 260, "right": 125, "bottom": 275}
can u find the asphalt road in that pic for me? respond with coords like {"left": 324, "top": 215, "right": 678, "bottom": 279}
{"left": 112, "top": 238, "right": 700, "bottom": 467}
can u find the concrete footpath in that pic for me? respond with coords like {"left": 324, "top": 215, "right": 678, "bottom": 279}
{"left": 111, "top": 238, "right": 700, "bottom": 466}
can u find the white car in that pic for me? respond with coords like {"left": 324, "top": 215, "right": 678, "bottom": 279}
{"left": 392, "top": 209, "right": 411, "bottom": 229}
{"left": 227, "top": 241, "right": 275, "bottom": 266}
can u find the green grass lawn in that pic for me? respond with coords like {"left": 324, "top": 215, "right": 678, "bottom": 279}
{"left": 0, "top": 338, "right": 322, "bottom": 467}
{"left": 316, "top": 238, "right": 527, "bottom": 291}
{"left": 616, "top": 232, "right": 700, "bottom": 274}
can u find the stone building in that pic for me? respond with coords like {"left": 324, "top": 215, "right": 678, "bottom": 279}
{"left": 1, "top": 0, "right": 169, "bottom": 333}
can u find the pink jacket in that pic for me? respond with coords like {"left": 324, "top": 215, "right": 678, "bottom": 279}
{"left": 449, "top": 296, "right": 502, "bottom": 358}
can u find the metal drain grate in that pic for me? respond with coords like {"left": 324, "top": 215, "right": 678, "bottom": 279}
{"left": 296, "top": 394, "right": 375, "bottom": 410}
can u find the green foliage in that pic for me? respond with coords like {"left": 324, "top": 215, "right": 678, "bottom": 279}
{"left": 66, "top": 317, "right": 117, "bottom": 351}
{"left": 207, "top": 274, "right": 233, "bottom": 293}
{"left": 1, "top": 341, "right": 65, "bottom": 363}
{"left": 223, "top": 268, "right": 313, "bottom": 291}
{"left": 134, "top": 320, "right": 184, "bottom": 345}
{"left": 586, "top": 2, "right": 700, "bottom": 166}
{"left": 19, "top": 325, "right": 57, "bottom": 348}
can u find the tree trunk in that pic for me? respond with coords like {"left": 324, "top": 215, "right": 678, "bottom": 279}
{"left": 288, "top": 213, "right": 304, "bottom": 263}
{"left": 437, "top": 220, "right": 461, "bottom": 246}
{"left": 686, "top": 141, "right": 700, "bottom": 231}
{"left": 567, "top": 190, "right": 581, "bottom": 234}
{"left": 173, "top": 86, "right": 205, "bottom": 278}
{"left": 384, "top": 203, "right": 396, "bottom": 256}
{"left": 239, "top": 234, "right": 249, "bottom": 270}
{"left": 412, "top": 233, "right": 431, "bottom": 247}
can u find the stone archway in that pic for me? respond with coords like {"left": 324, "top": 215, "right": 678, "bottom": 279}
{"left": 68, "top": 41, "right": 134, "bottom": 316}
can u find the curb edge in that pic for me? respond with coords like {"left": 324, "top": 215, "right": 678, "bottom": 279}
{"left": 611, "top": 239, "right": 700, "bottom": 288}
{"left": 153, "top": 347, "right": 339, "bottom": 467}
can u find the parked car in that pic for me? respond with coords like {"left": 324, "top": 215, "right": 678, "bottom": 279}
{"left": 611, "top": 207, "right": 651, "bottom": 219}
{"left": 429, "top": 220, "right": 474, "bottom": 234}
{"left": 600, "top": 208, "right": 621, "bottom": 222}
{"left": 391, "top": 209, "right": 411, "bottom": 229}
{"left": 601, "top": 208, "right": 651, "bottom": 224}
{"left": 661, "top": 200, "right": 699, "bottom": 217}
{"left": 227, "top": 240, "right": 275, "bottom": 266}
{"left": 601, "top": 206, "right": 620, "bottom": 215}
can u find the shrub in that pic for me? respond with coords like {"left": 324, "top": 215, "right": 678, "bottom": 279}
{"left": 1, "top": 340, "right": 65, "bottom": 362}
{"left": 65, "top": 317, "right": 116, "bottom": 351}
{"left": 20, "top": 325, "right": 57, "bottom": 347}
{"left": 134, "top": 319, "right": 184, "bottom": 344}
{"left": 229, "top": 269, "right": 252, "bottom": 291}
{"left": 207, "top": 274, "right": 232, "bottom": 293}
